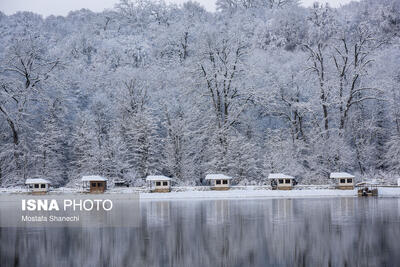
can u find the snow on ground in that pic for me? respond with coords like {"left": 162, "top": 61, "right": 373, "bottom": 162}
{"left": 378, "top": 187, "right": 400, "bottom": 197}
{"left": 1, "top": 186, "right": 400, "bottom": 200}
{"left": 140, "top": 186, "right": 400, "bottom": 200}
{"left": 0, "top": 187, "right": 27, "bottom": 193}
{"left": 140, "top": 187, "right": 400, "bottom": 200}
{"left": 139, "top": 189, "right": 357, "bottom": 200}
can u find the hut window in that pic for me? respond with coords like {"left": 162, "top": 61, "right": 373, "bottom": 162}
{"left": 347, "top": 178, "right": 353, "bottom": 184}
{"left": 34, "top": 184, "right": 39, "bottom": 188}
{"left": 41, "top": 184, "right": 46, "bottom": 188}
{"left": 222, "top": 180, "right": 228, "bottom": 184}
{"left": 216, "top": 180, "right": 221, "bottom": 185}
{"left": 285, "top": 179, "right": 291, "bottom": 184}
{"left": 163, "top": 181, "right": 168, "bottom": 186}
{"left": 156, "top": 181, "right": 161, "bottom": 186}
{"left": 278, "top": 179, "right": 284, "bottom": 184}
{"left": 91, "top": 183, "right": 97, "bottom": 187}
{"left": 97, "top": 182, "right": 102, "bottom": 187}
{"left": 340, "top": 179, "right": 346, "bottom": 184}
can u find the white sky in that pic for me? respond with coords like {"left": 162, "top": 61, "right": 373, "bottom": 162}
{"left": 0, "top": 0, "right": 356, "bottom": 17}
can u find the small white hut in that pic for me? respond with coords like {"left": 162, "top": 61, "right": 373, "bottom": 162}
{"left": 330, "top": 172, "right": 355, "bottom": 189}
{"left": 146, "top": 175, "right": 172, "bottom": 192}
{"left": 205, "top": 174, "right": 232, "bottom": 190}
{"left": 82, "top": 175, "right": 108, "bottom": 193}
{"left": 25, "top": 178, "right": 51, "bottom": 194}
{"left": 268, "top": 173, "right": 295, "bottom": 190}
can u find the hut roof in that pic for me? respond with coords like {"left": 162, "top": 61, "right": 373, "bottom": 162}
{"left": 205, "top": 174, "right": 232, "bottom": 180}
{"left": 268, "top": 173, "right": 294, "bottom": 179}
{"left": 146, "top": 175, "right": 171, "bottom": 181}
{"left": 25, "top": 178, "right": 51, "bottom": 184}
{"left": 81, "top": 175, "right": 108, "bottom": 182}
{"left": 330, "top": 172, "right": 355, "bottom": 179}
{"left": 356, "top": 180, "right": 379, "bottom": 186}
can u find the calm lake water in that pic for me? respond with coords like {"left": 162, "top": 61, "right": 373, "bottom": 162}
{"left": 1, "top": 197, "right": 400, "bottom": 267}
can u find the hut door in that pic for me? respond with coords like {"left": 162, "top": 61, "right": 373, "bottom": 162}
{"left": 98, "top": 182, "right": 105, "bottom": 192}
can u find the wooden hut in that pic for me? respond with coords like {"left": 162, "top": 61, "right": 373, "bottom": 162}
{"left": 146, "top": 175, "right": 172, "bottom": 192}
{"left": 268, "top": 173, "right": 295, "bottom": 190}
{"left": 25, "top": 178, "right": 51, "bottom": 194}
{"left": 205, "top": 174, "right": 232, "bottom": 190}
{"left": 82, "top": 175, "right": 108, "bottom": 193}
{"left": 330, "top": 172, "right": 355, "bottom": 190}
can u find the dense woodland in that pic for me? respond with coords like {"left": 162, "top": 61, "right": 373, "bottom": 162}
{"left": 0, "top": 0, "right": 400, "bottom": 187}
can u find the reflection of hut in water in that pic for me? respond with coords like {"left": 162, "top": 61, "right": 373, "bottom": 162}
{"left": 272, "top": 199, "right": 294, "bottom": 220}
{"left": 268, "top": 173, "right": 295, "bottom": 190}
{"left": 25, "top": 178, "right": 51, "bottom": 194}
{"left": 205, "top": 174, "right": 232, "bottom": 190}
{"left": 82, "top": 176, "right": 108, "bottom": 193}
{"left": 335, "top": 197, "right": 355, "bottom": 218}
{"left": 206, "top": 200, "right": 230, "bottom": 225}
{"left": 146, "top": 175, "right": 172, "bottom": 192}
{"left": 330, "top": 172, "right": 355, "bottom": 189}
{"left": 145, "top": 201, "right": 171, "bottom": 226}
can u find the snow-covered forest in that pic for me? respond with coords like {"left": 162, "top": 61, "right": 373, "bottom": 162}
{"left": 0, "top": 0, "right": 399, "bottom": 187}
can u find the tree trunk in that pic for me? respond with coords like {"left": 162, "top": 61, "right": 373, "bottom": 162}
{"left": 0, "top": 106, "right": 19, "bottom": 145}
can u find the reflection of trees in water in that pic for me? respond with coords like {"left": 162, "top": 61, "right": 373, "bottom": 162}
{"left": 1, "top": 198, "right": 400, "bottom": 267}
{"left": 0, "top": 226, "right": 139, "bottom": 267}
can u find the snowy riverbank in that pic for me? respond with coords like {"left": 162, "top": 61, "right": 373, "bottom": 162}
{"left": 142, "top": 187, "right": 400, "bottom": 200}
{"left": 1, "top": 186, "right": 400, "bottom": 200}
{"left": 139, "top": 189, "right": 357, "bottom": 200}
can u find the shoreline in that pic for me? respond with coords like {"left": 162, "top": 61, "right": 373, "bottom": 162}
{"left": 1, "top": 187, "right": 400, "bottom": 200}
{"left": 139, "top": 189, "right": 357, "bottom": 200}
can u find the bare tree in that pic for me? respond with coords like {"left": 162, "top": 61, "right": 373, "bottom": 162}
{"left": 0, "top": 34, "right": 60, "bottom": 178}
{"left": 198, "top": 34, "right": 251, "bottom": 160}
{"left": 332, "top": 25, "right": 382, "bottom": 130}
